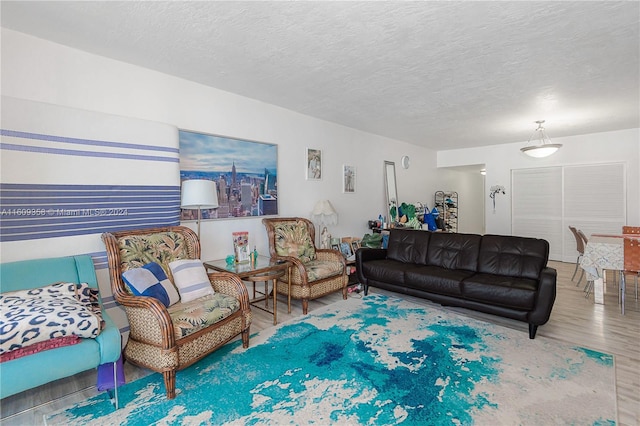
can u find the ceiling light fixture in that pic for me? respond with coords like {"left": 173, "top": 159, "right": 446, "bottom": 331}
{"left": 520, "top": 120, "right": 562, "bottom": 158}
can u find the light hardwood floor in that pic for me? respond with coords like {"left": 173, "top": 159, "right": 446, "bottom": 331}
{"left": 1, "top": 261, "right": 638, "bottom": 425}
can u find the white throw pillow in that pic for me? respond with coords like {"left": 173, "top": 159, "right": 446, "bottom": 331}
{"left": 168, "top": 259, "right": 214, "bottom": 303}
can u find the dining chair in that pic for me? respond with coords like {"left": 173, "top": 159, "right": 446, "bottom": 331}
{"left": 622, "top": 226, "right": 640, "bottom": 234}
{"left": 568, "top": 226, "right": 586, "bottom": 286}
{"left": 622, "top": 237, "right": 640, "bottom": 315}
{"left": 577, "top": 229, "right": 603, "bottom": 298}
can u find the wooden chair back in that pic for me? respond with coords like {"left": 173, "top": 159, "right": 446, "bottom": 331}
{"left": 624, "top": 237, "right": 640, "bottom": 273}
{"left": 577, "top": 229, "right": 589, "bottom": 246}
{"left": 569, "top": 226, "right": 585, "bottom": 254}
{"left": 102, "top": 225, "right": 200, "bottom": 301}
{"left": 262, "top": 217, "right": 317, "bottom": 260}
{"left": 622, "top": 226, "right": 640, "bottom": 235}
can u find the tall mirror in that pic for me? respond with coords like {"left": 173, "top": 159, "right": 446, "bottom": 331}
{"left": 384, "top": 161, "right": 398, "bottom": 224}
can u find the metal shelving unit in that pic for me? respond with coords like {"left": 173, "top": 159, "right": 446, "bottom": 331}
{"left": 434, "top": 191, "right": 458, "bottom": 232}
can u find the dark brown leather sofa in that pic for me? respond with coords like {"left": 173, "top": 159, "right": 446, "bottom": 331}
{"left": 356, "top": 228, "right": 557, "bottom": 339}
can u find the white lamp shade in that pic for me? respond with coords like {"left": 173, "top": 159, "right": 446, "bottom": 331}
{"left": 180, "top": 179, "right": 219, "bottom": 209}
{"left": 311, "top": 200, "right": 338, "bottom": 225}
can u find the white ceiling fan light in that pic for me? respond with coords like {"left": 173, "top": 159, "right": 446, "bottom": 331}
{"left": 520, "top": 120, "right": 563, "bottom": 158}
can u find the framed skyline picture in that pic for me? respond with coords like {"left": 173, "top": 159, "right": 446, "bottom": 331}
{"left": 306, "top": 148, "right": 322, "bottom": 180}
{"left": 179, "top": 130, "right": 278, "bottom": 220}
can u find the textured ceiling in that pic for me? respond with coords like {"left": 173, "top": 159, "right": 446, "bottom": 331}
{"left": 2, "top": 1, "right": 639, "bottom": 150}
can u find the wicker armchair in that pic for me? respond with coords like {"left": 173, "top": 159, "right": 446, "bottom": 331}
{"left": 102, "top": 226, "right": 251, "bottom": 399}
{"left": 262, "top": 217, "right": 347, "bottom": 314}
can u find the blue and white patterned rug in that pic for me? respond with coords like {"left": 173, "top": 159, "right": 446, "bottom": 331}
{"left": 46, "top": 294, "right": 616, "bottom": 425}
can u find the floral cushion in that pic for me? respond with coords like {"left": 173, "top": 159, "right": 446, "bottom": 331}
{"left": 273, "top": 221, "right": 317, "bottom": 262}
{"left": 304, "top": 260, "right": 344, "bottom": 282}
{"left": 118, "top": 232, "right": 191, "bottom": 278}
{"left": 167, "top": 293, "right": 240, "bottom": 339}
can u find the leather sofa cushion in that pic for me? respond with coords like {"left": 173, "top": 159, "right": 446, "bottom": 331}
{"left": 387, "top": 229, "right": 430, "bottom": 264}
{"left": 361, "top": 259, "right": 406, "bottom": 286}
{"left": 462, "top": 273, "right": 538, "bottom": 310}
{"left": 477, "top": 235, "right": 549, "bottom": 280}
{"left": 427, "top": 232, "right": 481, "bottom": 271}
{"left": 404, "top": 265, "right": 472, "bottom": 296}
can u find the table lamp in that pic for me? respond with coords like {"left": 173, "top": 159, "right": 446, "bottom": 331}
{"left": 180, "top": 179, "right": 219, "bottom": 239}
{"left": 311, "top": 200, "right": 338, "bottom": 248}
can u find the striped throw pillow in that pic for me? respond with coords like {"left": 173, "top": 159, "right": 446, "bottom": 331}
{"left": 168, "top": 259, "right": 214, "bottom": 303}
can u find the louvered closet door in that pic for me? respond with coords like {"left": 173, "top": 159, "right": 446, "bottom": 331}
{"left": 512, "top": 167, "right": 563, "bottom": 260}
{"left": 512, "top": 163, "right": 626, "bottom": 262}
{"left": 563, "top": 163, "right": 626, "bottom": 262}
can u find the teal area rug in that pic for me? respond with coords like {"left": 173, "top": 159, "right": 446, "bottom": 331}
{"left": 46, "top": 294, "right": 616, "bottom": 425}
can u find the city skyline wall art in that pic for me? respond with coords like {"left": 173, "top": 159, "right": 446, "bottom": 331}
{"left": 179, "top": 130, "right": 278, "bottom": 220}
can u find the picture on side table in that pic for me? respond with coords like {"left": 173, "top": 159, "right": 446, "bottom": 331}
{"left": 232, "top": 231, "right": 250, "bottom": 264}
{"left": 342, "top": 164, "right": 356, "bottom": 193}
{"left": 306, "top": 148, "right": 322, "bottom": 180}
{"left": 339, "top": 242, "right": 353, "bottom": 258}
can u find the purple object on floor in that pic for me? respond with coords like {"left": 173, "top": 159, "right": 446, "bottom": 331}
{"left": 97, "top": 354, "right": 125, "bottom": 391}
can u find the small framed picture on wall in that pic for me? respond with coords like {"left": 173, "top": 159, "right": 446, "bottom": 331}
{"left": 342, "top": 164, "right": 356, "bottom": 193}
{"left": 306, "top": 148, "right": 322, "bottom": 180}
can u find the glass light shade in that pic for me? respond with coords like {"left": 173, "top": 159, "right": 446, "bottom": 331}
{"left": 520, "top": 120, "right": 562, "bottom": 158}
{"left": 520, "top": 144, "right": 563, "bottom": 158}
{"left": 180, "top": 179, "right": 219, "bottom": 209}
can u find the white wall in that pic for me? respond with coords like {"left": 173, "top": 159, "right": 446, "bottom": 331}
{"left": 2, "top": 28, "right": 637, "bottom": 260}
{"left": 437, "top": 131, "right": 640, "bottom": 235}
{"left": 1, "top": 28, "right": 438, "bottom": 261}
{"left": 435, "top": 168, "right": 485, "bottom": 234}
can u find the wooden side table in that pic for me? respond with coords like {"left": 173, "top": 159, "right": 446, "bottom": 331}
{"left": 204, "top": 256, "right": 290, "bottom": 325}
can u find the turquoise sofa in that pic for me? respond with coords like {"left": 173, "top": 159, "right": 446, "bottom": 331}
{"left": 0, "top": 255, "right": 121, "bottom": 399}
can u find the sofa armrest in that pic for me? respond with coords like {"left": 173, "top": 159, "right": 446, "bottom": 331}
{"left": 316, "top": 249, "right": 347, "bottom": 266}
{"left": 356, "top": 248, "right": 388, "bottom": 286}
{"left": 528, "top": 267, "right": 557, "bottom": 325}
{"left": 114, "top": 294, "right": 176, "bottom": 347}
{"left": 208, "top": 271, "right": 251, "bottom": 312}
{"left": 96, "top": 309, "right": 122, "bottom": 364}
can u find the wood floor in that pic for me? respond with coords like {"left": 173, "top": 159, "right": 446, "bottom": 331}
{"left": 1, "top": 261, "right": 638, "bottom": 425}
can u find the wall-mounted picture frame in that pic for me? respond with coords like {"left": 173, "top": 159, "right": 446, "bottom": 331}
{"left": 179, "top": 129, "right": 278, "bottom": 220}
{"left": 342, "top": 164, "right": 356, "bottom": 193}
{"left": 306, "top": 148, "right": 322, "bottom": 180}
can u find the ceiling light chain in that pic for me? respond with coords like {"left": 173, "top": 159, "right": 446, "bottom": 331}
{"left": 520, "top": 120, "right": 563, "bottom": 158}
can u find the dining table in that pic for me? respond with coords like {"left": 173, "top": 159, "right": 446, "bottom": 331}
{"left": 579, "top": 233, "right": 639, "bottom": 314}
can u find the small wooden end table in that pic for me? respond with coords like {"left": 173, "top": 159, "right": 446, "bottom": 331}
{"left": 204, "top": 256, "right": 290, "bottom": 325}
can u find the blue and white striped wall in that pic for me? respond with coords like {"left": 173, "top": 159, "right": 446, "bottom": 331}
{"left": 0, "top": 96, "right": 180, "bottom": 334}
